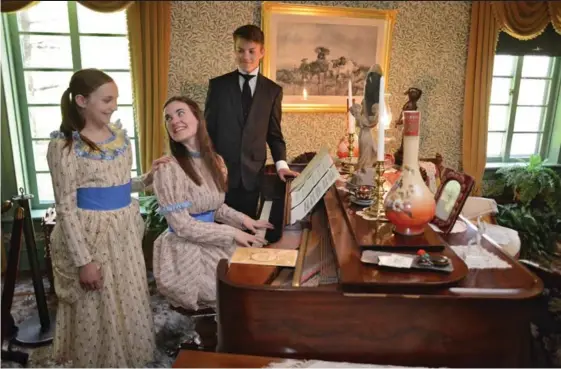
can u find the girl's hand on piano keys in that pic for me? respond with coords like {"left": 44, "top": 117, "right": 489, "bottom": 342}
{"left": 234, "top": 229, "right": 268, "bottom": 248}
{"left": 242, "top": 217, "right": 274, "bottom": 234}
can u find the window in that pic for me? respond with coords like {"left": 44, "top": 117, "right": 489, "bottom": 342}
{"left": 2, "top": 1, "right": 139, "bottom": 208}
{"left": 487, "top": 55, "right": 561, "bottom": 164}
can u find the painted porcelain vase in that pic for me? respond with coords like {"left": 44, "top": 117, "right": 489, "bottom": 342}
{"left": 384, "top": 111, "right": 435, "bottom": 236}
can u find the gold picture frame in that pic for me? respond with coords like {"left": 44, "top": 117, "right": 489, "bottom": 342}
{"left": 261, "top": 2, "right": 397, "bottom": 113}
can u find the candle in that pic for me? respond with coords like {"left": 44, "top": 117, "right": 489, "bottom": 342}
{"left": 348, "top": 80, "right": 355, "bottom": 133}
{"left": 377, "top": 76, "right": 385, "bottom": 161}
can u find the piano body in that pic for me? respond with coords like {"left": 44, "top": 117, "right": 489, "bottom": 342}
{"left": 216, "top": 166, "right": 544, "bottom": 368}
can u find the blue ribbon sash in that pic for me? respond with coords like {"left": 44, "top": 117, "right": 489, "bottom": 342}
{"left": 168, "top": 210, "right": 215, "bottom": 233}
{"left": 76, "top": 181, "right": 132, "bottom": 211}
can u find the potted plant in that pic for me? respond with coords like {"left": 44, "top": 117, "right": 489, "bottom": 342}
{"left": 488, "top": 155, "right": 561, "bottom": 261}
{"left": 139, "top": 195, "right": 167, "bottom": 270}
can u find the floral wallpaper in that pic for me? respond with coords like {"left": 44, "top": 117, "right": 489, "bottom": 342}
{"left": 168, "top": 1, "right": 471, "bottom": 169}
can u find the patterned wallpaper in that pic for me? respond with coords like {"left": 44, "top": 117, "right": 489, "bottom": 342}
{"left": 168, "top": 1, "right": 471, "bottom": 169}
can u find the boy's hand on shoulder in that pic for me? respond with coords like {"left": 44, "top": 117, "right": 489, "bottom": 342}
{"left": 277, "top": 168, "right": 299, "bottom": 182}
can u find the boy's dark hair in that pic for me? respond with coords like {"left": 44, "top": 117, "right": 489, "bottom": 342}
{"left": 233, "top": 24, "right": 264, "bottom": 45}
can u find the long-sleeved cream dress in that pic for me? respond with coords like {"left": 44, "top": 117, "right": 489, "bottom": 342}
{"left": 47, "top": 122, "right": 155, "bottom": 367}
{"left": 152, "top": 155, "right": 246, "bottom": 311}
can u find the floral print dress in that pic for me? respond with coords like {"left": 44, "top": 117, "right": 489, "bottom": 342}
{"left": 152, "top": 156, "right": 246, "bottom": 311}
{"left": 46, "top": 122, "right": 155, "bottom": 367}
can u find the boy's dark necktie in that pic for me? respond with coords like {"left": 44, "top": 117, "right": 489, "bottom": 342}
{"left": 239, "top": 73, "right": 255, "bottom": 122}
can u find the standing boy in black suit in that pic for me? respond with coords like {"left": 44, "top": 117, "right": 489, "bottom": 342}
{"left": 204, "top": 24, "right": 298, "bottom": 219}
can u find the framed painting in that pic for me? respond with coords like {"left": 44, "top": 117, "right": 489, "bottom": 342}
{"left": 261, "top": 2, "right": 397, "bottom": 113}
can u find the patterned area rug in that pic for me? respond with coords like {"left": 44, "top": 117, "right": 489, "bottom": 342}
{"left": 1, "top": 273, "right": 195, "bottom": 368}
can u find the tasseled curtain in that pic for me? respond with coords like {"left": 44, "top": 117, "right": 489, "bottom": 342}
{"left": 463, "top": 1, "right": 561, "bottom": 194}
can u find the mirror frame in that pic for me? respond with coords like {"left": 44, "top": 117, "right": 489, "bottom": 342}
{"left": 431, "top": 168, "right": 475, "bottom": 235}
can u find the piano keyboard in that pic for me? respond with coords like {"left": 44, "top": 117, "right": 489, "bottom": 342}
{"left": 253, "top": 200, "right": 272, "bottom": 247}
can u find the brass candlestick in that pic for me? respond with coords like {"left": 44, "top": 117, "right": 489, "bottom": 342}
{"left": 364, "top": 160, "right": 388, "bottom": 221}
{"left": 346, "top": 131, "right": 356, "bottom": 175}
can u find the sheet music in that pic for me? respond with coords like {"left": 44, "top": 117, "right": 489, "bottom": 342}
{"left": 290, "top": 147, "right": 330, "bottom": 192}
{"left": 290, "top": 148, "right": 339, "bottom": 224}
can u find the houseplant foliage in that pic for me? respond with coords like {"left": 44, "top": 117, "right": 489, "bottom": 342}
{"left": 139, "top": 195, "right": 167, "bottom": 269}
{"left": 140, "top": 195, "right": 168, "bottom": 236}
{"left": 489, "top": 155, "right": 561, "bottom": 260}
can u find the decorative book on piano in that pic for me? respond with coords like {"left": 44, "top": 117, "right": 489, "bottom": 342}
{"left": 230, "top": 247, "right": 299, "bottom": 267}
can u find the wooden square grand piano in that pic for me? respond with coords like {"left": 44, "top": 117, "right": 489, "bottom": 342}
{"left": 216, "top": 170, "right": 543, "bottom": 368}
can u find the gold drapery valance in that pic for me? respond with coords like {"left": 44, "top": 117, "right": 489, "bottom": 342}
{"left": 1, "top": 1, "right": 133, "bottom": 13}
{"left": 491, "top": 1, "right": 561, "bottom": 40}
{"left": 1, "top": 1, "right": 38, "bottom": 13}
{"left": 77, "top": 1, "right": 133, "bottom": 13}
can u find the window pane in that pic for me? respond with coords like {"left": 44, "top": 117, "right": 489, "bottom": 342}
{"left": 488, "top": 105, "right": 509, "bottom": 131}
{"left": 490, "top": 78, "right": 512, "bottom": 104}
{"left": 517, "top": 79, "right": 549, "bottom": 106}
{"left": 76, "top": 4, "right": 127, "bottom": 35}
{"left": 521, "top": 56, "right": 552, "bottom": 78}
{"left": 130, "top": 139, "right": 137, "bottom": 170}
{"left": 113, "top": 106, "right": 135, "bottom": 137}
{"left": 106, "top": 72, "right": 133, "bottom": 104}
{"left": 36, "top": 173, "right": 55, "bottom": 204}
{"left": 493, "top": 55, "right": 516, "bottom": 77}
{"left": 28, "top": 107, "right": 61, "bottom": 138}
{"left": 80, "top": 36, "right": 130, "bottom": 70}
{"left": 487, "top": 132, "right": 504, "bottom": 157}
{"left": 513, "top": 107, "right": 544, "bottom": 132}
{"left": 24, "top": 71, "right": 73, "bottom": 104}
{"left": 16, "top": 1, "right": 69, "bottom": 33}
{"left": 32, "top": 140, "right": 50, "bottom": 172}
{"left": 510, "top": 133, "right": 540, "bottom": 157}
{"left": 20, "top": 35, "right": 72, "bottom": 69}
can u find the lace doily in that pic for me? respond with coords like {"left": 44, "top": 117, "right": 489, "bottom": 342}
{"left": 450, "top": 245, "right": 512, "bottom": 269}
{"left": 428, "top": 220, "right": 467, "bottom": 234}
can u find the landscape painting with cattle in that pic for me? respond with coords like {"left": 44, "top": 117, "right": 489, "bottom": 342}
{"left": 261, "top": 2, "right": 396, "bottom": 112}
{"left": 275, "top": 22, "right": 376, "bottom": 97}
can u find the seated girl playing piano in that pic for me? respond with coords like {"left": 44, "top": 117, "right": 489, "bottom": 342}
{"left": 152, "top": 96, "right": 272, "bottom": 311}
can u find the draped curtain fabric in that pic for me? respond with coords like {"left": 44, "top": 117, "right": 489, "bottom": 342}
{"left": 492, "top": 1, "right": 561, "bottom": 40}
{"left": 0, "top": 1, "right": 38, "bottom": 13}
{"left": 1, "top": 1, "right": 132, "bottom": 13}
{"left": 126, "top": 1, "right": 171, "bottom": 174}
{"left": 463, "top": 1, "right": 499, "bottom": 195}
{"left": 463, "top": 1, "right": 561, "bottom": 194}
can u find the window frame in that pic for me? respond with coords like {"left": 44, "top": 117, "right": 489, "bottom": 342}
{"left": 2, "top": 1, "right": 140, "bottom": 209}
{"left": 487, "top": 55, "right": 561, "bottom": 164}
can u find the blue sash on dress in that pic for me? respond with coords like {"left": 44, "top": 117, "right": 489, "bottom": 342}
{"left": 168, "top": 210, "right": 215, "bottom": 233}
{"left": 76, "top": 181, "right": 132, "bottom": 211}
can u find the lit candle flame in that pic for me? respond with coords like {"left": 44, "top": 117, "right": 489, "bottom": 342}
{"left": 303, "top": 87, "right": 308, "bottom": 100}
